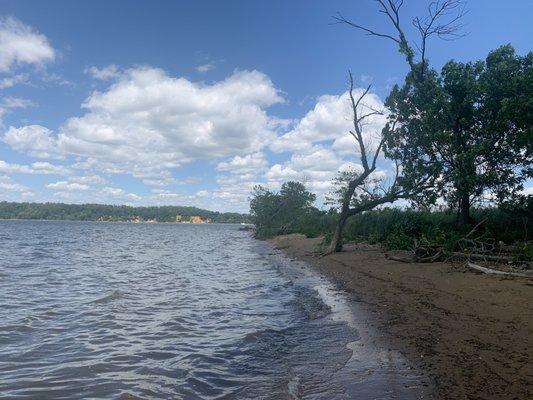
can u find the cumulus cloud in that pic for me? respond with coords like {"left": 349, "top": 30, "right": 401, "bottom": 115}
{"left": 217, "top": 152, "right": 268, "bottom": 176}
{"left": 0, "top": 175, "right": 33, "bottom": 198}
{"left": 0, "top": 16, "right": 55, "bottom": 72}
{"left": 101, "top": 186, "right": 140, "bottom": 200}
{"left": 45, "top": 181, "right": 90, "bottom": 191}
{"left": 3, "top": 124, "right": 61, "bottom": 158}
{"left": 1, "top": 57, "right": 393, "bottom": 211}
{"left": 67, "top": 174, "right": 107, "bottom": 185}
{"left": 0, "top": 160, "right": 71, "bottom": 175}
{"left": 4, "top": 68, "right": 284, "bottom": 186}
{"left": 271, "top": 90, "right": 386, "bottom": 155}
{"left": 265, "top": 146, "right": 359, "bottom": 193}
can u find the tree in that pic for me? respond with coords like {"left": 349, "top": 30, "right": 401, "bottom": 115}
{"left": 326, "top": 72, "right": 433, "bottom": 253}
{"left": 249, "top": 181, "right": 317, "bottom": 238}
{"left": 384, "top": 45, "right": 532, "bottom": 225}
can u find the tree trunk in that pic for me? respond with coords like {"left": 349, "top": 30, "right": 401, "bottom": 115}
{"left": 329, "top": 213, "right": 349, "bottom": 253}
{"left": 328, "top": 178, "right": 361, "bottom": 253}
{"left": 458, "top": 192, "right": 472, "bottom": 226}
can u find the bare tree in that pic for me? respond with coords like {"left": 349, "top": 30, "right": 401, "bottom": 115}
{"left": 328, "top": 72, "right": 430, "bottom": 253}
{"left": 333, "top": 0, "right": 466, "bottom": 73}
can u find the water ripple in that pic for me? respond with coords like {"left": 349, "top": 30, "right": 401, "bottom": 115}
{"left": 0, "top": 221, "right": 364, "bottom": 399}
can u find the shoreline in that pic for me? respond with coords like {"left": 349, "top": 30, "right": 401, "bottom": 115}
{"left": 266, "top": 242, "right": 434, "bottom": 398}
{"left": 269, "top": 234, "right": 533, "bottom": 400}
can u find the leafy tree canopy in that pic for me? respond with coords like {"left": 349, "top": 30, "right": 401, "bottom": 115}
{"left": 250, "top": 181, "right": 319, "bottom": 238}
{"left": 383, "top": 45, "right": 532, "bottom": 224}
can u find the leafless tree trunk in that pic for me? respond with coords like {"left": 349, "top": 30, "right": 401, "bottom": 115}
{"left": 328, "top": 73, "right": 409, "bottom": 253}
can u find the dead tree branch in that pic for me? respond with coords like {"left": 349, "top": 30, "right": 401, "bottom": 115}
{"left": 334, "top": 0, "right": 467, "bottom": 70}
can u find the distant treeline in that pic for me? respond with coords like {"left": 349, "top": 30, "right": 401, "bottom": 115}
{"left": 0, "top": 201, "right": 250, "bottom": 223}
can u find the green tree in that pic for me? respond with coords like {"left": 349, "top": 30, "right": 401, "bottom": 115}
{"left": 249, "top": 181, "right": 316, "bottom": 238}
{"left": 384, "top": 45, "right": 532, "bottom": 225}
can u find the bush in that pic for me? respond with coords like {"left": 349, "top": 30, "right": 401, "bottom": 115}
{"left": 342, "top": 207, "right": 531, "bottom": 252}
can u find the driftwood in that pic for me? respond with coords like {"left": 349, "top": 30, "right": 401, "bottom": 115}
{"left": 384, "top": 222, "right": 530, "bottom": 268}
{"left": 466, "top": 262, "right": 532, "bottom": 278}
{"left": 450, "top": 252, "right": 513, "bottom": 263}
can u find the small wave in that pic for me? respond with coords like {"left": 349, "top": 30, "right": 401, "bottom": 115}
{"left": 286, "top": 374, "right": 300, "bottom": 399}
{"left": 288, "top": 286, "right": 332, "bottom": 320}
{"left": 92, "top": 290, "right": 124, "bottom": 304}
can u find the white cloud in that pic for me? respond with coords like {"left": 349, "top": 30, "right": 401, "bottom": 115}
{"left": 4, "top": 68, "right": 284, "bottom": 186}
{"left": 271, "top": 90, "right": 386, "bottom": 155}
{"left": 266, "top": 146, "right": 355, "bottom": 193}
{"left": 67, "top": 174, "right": 107, "bottom": 185}
{"left": 217, "top": 152, "right": 268, "bottom": 175}
{"left": 46, "top": 181, "right": 89, "bottom": 191}
{"left": 86, "top": 65, "right": 121, "bottom": 81}
{"left": 196, "top": 62, "right": 215, "bottom": 73}
{"left": 101, "top": 186, "right": 141, "bottom": 202}
{"left": 0, "top": 73, "right": 27, "bottom": 88}
{"left": 521, "top": 186, "right": 533, "bottom": 196}
{"left": 0, "top": 160, "right": 71, "bottom": 175}
{"left": 0, "top": 16, "right": 55, "bottom": 72}
{"left": 0, "top": 175, "right": 33, "bottom": 198}
{"left": 0, "top": 96, "right": 35, "bottom": 124}
{"left": 3, "top": 125, "right": 61, "bottom": 158}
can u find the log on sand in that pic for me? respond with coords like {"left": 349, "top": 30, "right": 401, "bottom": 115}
{"left": 466, "top": 262, "right": 532, "bottom": 278}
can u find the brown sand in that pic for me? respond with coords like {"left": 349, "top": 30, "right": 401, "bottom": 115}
{"left": 269, "top": 234, "right": 533, "bottom": 400}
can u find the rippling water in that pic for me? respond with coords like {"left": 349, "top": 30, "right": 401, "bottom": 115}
{"left": 0, "top": 221, "right": 428, "bottom": 399}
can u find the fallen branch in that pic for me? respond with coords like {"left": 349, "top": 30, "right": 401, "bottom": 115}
{"left": 416, "top": 250, "right": 444, "bottom": 263}
{"left": 464, "top": 218, "right": 487, "bottom": 239}
{"left": 466, "top": 262, "right": 532, "bottom": 278}
{"left": 452, "top": 252, "right": 513, "bottom": 263}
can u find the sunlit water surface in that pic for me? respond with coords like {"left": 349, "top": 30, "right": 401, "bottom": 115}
{"left": 0, "top": 221, "right": 428, "bottom": 399}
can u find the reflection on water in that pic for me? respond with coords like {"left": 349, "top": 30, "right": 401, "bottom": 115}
{"left": 0, "top": 221, "right": 428, "bottom": 399}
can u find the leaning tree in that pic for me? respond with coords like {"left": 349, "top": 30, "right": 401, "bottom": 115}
{"left": 326, "top": 72, "right": 435, "bottom": 253}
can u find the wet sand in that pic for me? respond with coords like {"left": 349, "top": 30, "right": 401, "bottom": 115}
{"left": 269, "top": 234, "right": 533, "bottom": 400}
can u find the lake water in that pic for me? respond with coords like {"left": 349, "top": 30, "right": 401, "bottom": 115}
{"left": 0, "top": 221, "right": 429, "bottom": 399}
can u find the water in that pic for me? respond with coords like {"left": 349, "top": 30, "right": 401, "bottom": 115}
{"left": 0, "top": 221, "right": 429, "bottom": 399}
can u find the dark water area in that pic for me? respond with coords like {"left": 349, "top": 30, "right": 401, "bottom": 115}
{"left": 0, "top": 221, "right": 429, "bottom": 399}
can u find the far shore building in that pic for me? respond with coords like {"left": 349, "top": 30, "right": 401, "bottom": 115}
{"left": 175, "top": 214, "right": 182, "bottom": 223}
{"left": 189, "top": 215, "right": 207, "bottom": 224}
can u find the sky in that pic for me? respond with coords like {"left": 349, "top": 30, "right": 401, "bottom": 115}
{"left": 0, "top": 0, "right": 531, "bottom": 212}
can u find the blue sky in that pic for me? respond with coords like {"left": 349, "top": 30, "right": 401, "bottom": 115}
{"left": 0, "top": 0, "right": 531, "bottom": 212}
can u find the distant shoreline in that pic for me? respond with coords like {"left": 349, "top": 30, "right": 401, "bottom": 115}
{"left": 0, "top": 201, "right": 250, "bottom": 224}
{"left": 0, "top": 218, "right": 248, "bottom": 225}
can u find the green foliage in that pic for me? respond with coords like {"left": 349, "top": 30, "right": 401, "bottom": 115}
{"left": 250, "top": 178, "right": 531, "bottom": 259}
{"left": 512, "top": 243, "right": 533, "bottom": 263}
{"left": 250, "top": 181, "right": 329, "bottom": 238}
{"left": 384, "top": 45, "right": 533, "bottom": 224}
{"left": 0, "top": 201, "right": 249, "bottom": 223}
{"left": 342, "top": 207, "right": 532, "bottom": 251}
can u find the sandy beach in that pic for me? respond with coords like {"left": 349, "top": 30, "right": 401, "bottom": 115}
{"left": 270, "top": 234, "right": 533, "bottom": 400}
